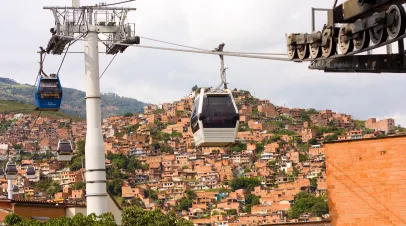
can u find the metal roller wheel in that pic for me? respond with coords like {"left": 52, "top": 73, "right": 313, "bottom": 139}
{"left": 322, "top": 28, "right": 336, "bottom": 58}
{"left": 297, "top": 44, "right": 310, "bottom": 60}
{"left": 338, "top": 25, "right": 354, "bottom": 54}
{"left": 353, "top": 28, "right": 370, "bottom": 50}
{"left": 310, "top": 43, "right": 322, "bottom": 59}
{"left": 386, "top": 4, "right": 406, "bottom": 39}
{"left": 287, "top": 45, "right": 298, "bottom": 60}
{"left": 369, "top": 13, "right": 388, "bottom": 45}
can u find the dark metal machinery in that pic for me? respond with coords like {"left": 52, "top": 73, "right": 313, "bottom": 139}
{"left": 286, "top": 0, "right": 406, "bottom": 73}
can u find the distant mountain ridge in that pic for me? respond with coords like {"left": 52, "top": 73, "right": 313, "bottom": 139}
{"left": 0, "top": 77, "right": 147, "bottom": 118}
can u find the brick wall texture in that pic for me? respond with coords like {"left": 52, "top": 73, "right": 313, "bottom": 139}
{"left": 325, "top": 136, "right": 406, "bottom": 226}
{"left": 14, "top": 205, "right": 65, "bottom": 219}
{"left": 261, "top": 222, "right": 330, "bottom": 226}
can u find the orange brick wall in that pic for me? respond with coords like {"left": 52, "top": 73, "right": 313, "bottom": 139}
{"left": 262, "top": 222, "right": 330, "bottom": 226}
{"left": 325, "top": 136, "right": 406, "bottom": 226}
{"left": 14, "top": 205, "right": 65, "bottom": 219}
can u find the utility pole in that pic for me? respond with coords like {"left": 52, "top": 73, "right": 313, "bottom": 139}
{"left": 43, "top": 1, "right": 139, "bottom": 215}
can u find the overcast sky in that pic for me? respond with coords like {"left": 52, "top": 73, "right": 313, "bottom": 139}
{"left": 1, "top": 0, "right": 406, "bottom": 126}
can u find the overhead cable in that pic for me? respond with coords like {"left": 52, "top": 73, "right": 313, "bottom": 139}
{"left": 225, "top": 51, "right": 286, "bottom": 56}
{"left": 57, "top": 44, "right": 71, "bottom": 75}
{"left": 140, "top": 36, "right": 286, "bottom": 56}
{"left": 57, "top": 35, "right": 290, "bottom": 61}
{"left": 57, "top": 32, "right": 88, "bottom": 75}
{"left": 101, "top": 0, "right": 135, "bottom": 6}
{"left": 139, "top": 36, "right": 210, "bottom": 51}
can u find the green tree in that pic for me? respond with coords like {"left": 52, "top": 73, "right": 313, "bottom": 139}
{"left": 226, "top": 209, "right": 237, "bottom": 216}
{"left": 288, "top": 192, "right": 328, "bottom": 219}
{"left": 123, "top": 124, "right": 140, "bottom": 134}
{"left": 176, "top": 197, "right": 193, "bottom": 211}
{"left": 228, "top": 142, "right": 247, "bottom": 154}
{"left": 107, "top": 179, "right": 122, "bottom": 196}
{"left": 324, "top": 134, "right": 338, "bottom": 142}
{"left": 76, "top": 140, "right": 85, "bottom": 155}
{"left": 122, "top": 206, "right": 193, "bottom": 226}
{"left": 267, "top": 160, "right": 277, "bottom": 168}
{"left": 308, "top": 138, "right": 318, "bottom": 145}
{"left": 185, "top": 190, "right": 196, "bottom": 200}
{"left": 244, "top": 193, "right": 260, "bottom": 213}
{"left": 124, "top": 113, "right": 134, "bottom": 117}
{"left": 292, "top": 166, "right": 300, "bottom": 177}
{"left": 34, "top": 179, "right": 62, "bottom": 197}
{"left": 143, "top": 189, "right": 158, "bottom": 200}
{"left": 71, "top": 181, "right": 85, "bottom": 190}
{"left": 4, "top": 213, "right": 22, "bottom": 225}
{"left": 310, "top": 178, "right": 318, "bottom": 190}
{"left": 128, "top": 157, "right": 148, "bottom": 171}
{"left": 12, "top": 144, "right": 22, "bottom": 150}
{"left": 230, "top": 177, "right": 261, "bottom": 192}
{"left": 299, "top": 153, "right": 309, "bottom": 163}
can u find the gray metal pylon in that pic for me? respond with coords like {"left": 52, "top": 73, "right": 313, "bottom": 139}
{"left": 43, "top": 0, "right": 138, "bottom": 216}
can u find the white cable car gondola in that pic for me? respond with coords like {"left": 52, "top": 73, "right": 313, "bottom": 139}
{"left": 191, "top": 87, "right": 239, "bottom": 147}
{"left": 57, "top": 140, "right": 73, "bottom": 162}
{"left": 26, "top": 166, "right": 36, "bottom": 179}
{"left": 5, "top": 162, "right": 18, "bottom": 180}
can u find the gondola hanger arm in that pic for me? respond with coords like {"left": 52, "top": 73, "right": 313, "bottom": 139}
{"left": 38, "top": 47, "right": 48, "bottom": 77}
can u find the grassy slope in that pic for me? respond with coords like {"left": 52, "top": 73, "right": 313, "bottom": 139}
{"left": 0, "top": 79, "right": 146, "bottom": 118}
{"left": 0, "top": 100, "right": 83, "bottom": 121}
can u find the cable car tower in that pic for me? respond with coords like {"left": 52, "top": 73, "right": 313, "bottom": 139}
{"left": 43, "top": 0, "right": 139, "bottom": 215}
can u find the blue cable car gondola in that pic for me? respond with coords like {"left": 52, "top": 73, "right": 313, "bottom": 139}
{"left": 34, "top": 74, "right": 62, "bottom": 111}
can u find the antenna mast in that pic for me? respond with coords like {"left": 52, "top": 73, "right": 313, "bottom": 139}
{"left": 43, "top": 0, "right": 139, "bottom": 215}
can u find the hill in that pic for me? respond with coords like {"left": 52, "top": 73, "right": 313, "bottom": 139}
{"left": 0, "top": 100, "right": 82, "bottom": 121}
{"left": 0, "top": 78, "right": 147, "bottom": 118}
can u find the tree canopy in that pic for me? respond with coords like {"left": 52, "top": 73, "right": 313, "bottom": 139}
{"left": 4, "top": 208, "right": 193, "bottom": 226}
{"left": 288, "top": 192, "right": 328, "bottom": 219}
{"left": 230, "top": 177, "right": 261, "bottom": 192}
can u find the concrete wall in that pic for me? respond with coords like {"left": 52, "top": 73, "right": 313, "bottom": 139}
{"left": 65, "top": 194, "right": 122, "bottom": 225}
{"left": 325, "top": 136, "right": 406, "bottom": 226}
{"left": 107, "top": 194, "right": 122, "bottom": 225}
{"left": 65, "top": 206, "right": 86, "bottom": 218}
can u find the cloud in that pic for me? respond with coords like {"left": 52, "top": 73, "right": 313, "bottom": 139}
{"left": 0, "top": 0, "right": 406, "bottom": 125}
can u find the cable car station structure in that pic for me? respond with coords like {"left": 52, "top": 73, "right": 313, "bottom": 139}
{"left": 287, "top": 0, "right": 406, "bottom": 73}
{"left": 33, "top": 0, "right": 406, "bottom": 217}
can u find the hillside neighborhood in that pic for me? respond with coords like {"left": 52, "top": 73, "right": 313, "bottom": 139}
{"left": 0, "top": 89, "right": 401, "bottom": 225}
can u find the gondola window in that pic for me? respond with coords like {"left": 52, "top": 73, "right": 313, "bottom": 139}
{"left": 201, "top": 95, "right": 236, "bottom": 128}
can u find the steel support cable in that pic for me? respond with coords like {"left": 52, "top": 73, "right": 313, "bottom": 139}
{"left": 226, "top": 51, "right": 286, "bottom": 56}
{"left": 31, "top": 53, "right": 46, "bottom": 97}
{"left": 332, "top": 0, "right": 338, "bottom": 9}
{"left": 139, "top": 36, "right": 210, "bottom": 51}
{"left": 57, "top": 32, "right": 89, "bottom": 75}
{"left": 119, "top": 43, "right": 291, "bottom": 61}
{"left": 26, "top": 51, "right": 47, "bottom": 113}
{"left": 56, "top": 35, "right": 291, "bottom": 61}
{"left": 57, "top": 44, "right": 71, "bottom": 75}
{"left": 99, "top": 53, "right": 118, "bottom": 79}
{"left": 139, "top": 36, "right": 286, "bottom": 56}
{"left": 102, "top": 0, "right": 136, "bottom": 7}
